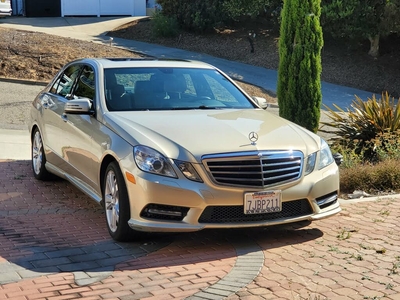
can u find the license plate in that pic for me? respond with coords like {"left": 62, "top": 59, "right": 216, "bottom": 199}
{"left": 244, "top": 190, "right": 282, "bottom": 214}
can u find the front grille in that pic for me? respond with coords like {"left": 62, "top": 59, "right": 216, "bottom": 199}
{"left": 198, "top": 199, "right": 313, "bottom": 223}
{"left": 203, "top": 151, "right": 303, "bottom": 188}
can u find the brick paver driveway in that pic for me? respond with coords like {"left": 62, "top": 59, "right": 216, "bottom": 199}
{"left": 1, "top": 159, "right": 400, "bottom": 300}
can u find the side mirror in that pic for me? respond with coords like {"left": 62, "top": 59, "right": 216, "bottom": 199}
{"left": 333, "top": 153, "right": 343, "bottom": 166}
{"left": 64, "top": 98, "right": 93, "bottom": 114}
{"left": 252, "top": 96, "right": 269, "bottom": 109}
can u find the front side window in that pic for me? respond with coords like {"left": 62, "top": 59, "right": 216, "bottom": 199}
{"left": 74, "top": 65, "right": 95, "bottom": 100}
{"left": 50, "top": 64, "right": 82, "bottom": 97}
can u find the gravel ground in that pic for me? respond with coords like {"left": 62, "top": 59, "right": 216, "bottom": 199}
{"left": 0, "top": 80, "right": 44, "bottom": 130}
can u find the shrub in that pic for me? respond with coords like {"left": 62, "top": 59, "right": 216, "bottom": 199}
{"left": 156, "top": 0, "right": 283, "bottom": 33}
{"left": 373, "top": 131, "right": 400, "bottom": 161}
{"left": 330, "top": 144, "right": 363, "bottom": 169}
{"left": 320, "top": 92, "right": 400, "bottom": 162}
{"left": 156, "top": 0, "right": 224, "bottom": 32}
{"left": 277, "top": 0, "right": 323, "bottom": 133}
{"left": 151, "top": 10, "right": 179, "bottom": 38}
{"left": 340, "top": 158, "right": 400, "bottom": 194}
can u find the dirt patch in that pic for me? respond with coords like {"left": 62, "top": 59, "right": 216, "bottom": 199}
{"left": 0, "top": 28, "right": 144, "bottom": 82}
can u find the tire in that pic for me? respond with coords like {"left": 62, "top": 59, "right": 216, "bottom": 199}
{"left": 31, "top": 128, "right": 52, "bottom": 180}
{"left": 103, "top": 161, "right": 136, "bottom": 241}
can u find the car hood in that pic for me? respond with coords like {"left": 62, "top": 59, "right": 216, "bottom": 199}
{"left": 104, "top": 109, "right": 321, "bottom": 162}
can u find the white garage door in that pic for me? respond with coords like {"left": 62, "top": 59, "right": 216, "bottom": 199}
{"left": 61, "top": 0, "right": 145, "bottom": 17}
{"left": 100, "top": 0, "right": 131, "bottom": 15}
{"left": 62, "top": 0, "right": 99, "bottom": 16}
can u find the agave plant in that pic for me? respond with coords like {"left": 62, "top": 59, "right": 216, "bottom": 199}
{"left": 320, "top": 92, "right": 400, "bottom": 161}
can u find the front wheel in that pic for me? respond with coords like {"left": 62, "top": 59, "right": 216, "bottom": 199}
{"left": 103, "top": 161, "right": 136, "bottom": 241}
{"left": 31, "top": 128, "right": 52, "bottom": 180}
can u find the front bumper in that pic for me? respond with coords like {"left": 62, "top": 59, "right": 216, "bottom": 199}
{"left": 124, "top": 160, "right": 340, "bottom": 232}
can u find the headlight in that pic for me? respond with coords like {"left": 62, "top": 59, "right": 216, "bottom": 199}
{"left": 134, "top": 146, "right": 177, "bottom": 178}
{"left": 305, "top": 152, "right": 316, "bottom": 175}
{"left": 305, "top": 139, "right": 335, "bottom": 175}
{"left": 175, "top": 160, "right": 203, "bottom": 182}
{"left": 318, "top": 138, "right": 335, "bottom": 170}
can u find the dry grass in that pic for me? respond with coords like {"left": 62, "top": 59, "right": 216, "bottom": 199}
{"left": 340, "top": 159, "right": 400, "bottom": 195}
{"left": 0, "top": 28, "right": 143, "bottom": 81}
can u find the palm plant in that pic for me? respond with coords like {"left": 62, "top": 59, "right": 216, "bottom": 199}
{"left": 320, "top": 92, "right": 400, "bottom": 161}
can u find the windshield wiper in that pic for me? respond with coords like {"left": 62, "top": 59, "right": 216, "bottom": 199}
{"left": 171, "top": 106, "right": 219, "bottom": 110}
{"left": 198, "top": 105, "right": 218, "bottom": 109}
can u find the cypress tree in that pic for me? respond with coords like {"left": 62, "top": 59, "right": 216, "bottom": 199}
{"left": 277, "top": 0, "right": 323, "bottom": 133}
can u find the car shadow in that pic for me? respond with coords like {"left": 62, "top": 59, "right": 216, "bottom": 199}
{"left": 0, "top": 160, "right": 323, "bottom": 286}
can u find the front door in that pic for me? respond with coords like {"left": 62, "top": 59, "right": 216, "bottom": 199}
{"left": 42, "top": 63, "right": 82, "bottom": 169}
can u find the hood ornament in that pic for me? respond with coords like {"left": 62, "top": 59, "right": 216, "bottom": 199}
{"left": 248, "top": 131, "right": 258, "bottom": 145}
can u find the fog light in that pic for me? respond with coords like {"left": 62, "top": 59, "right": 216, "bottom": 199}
{"left": 141, "top": 204, "right": 189, "bottom": 221}
{"left": 316, "top": 192, "right": 338, "bottom": 209}
{"left": 147, "top": 208, "right": 182, "bottom": 217}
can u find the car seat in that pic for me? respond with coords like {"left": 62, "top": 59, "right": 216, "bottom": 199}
{"left": 105, "top": 73, "right": 132, "bottom": 111}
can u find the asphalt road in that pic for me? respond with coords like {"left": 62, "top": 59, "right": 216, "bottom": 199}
{"left": 0, "top": 80, "right": 45, "bottom": 130}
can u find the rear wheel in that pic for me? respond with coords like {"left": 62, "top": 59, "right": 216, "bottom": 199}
{"left": 31, "top": 128, "right": 52, "bottom": 180}
{"left": 103, "top": 161, "right": 136, "bottom": 241}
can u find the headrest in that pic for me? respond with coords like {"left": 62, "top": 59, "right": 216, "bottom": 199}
{"left": 164, "top": 75, "right": 187, "bottom": 93}
{"left": 113, "top": 84, "right": 125, "bottom": 95}
{"left": 135, "top": 81, "right": 152, "bottom": 94}
{"left": 150, "top": 74, "right": 165, "bottom": 93}
{"left": 105, "top": 72, "right": 117, "bottom": 86}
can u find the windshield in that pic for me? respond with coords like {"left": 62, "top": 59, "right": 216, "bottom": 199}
{"left": 104, "top": 67, "right": 256, "bottom": 111}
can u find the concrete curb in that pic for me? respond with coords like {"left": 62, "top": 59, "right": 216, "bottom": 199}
{"left": 0, "top": 76, "right": 48, "bottom": 86}
{"left": 339, "top": 193, "right": 400, "bottom": 204}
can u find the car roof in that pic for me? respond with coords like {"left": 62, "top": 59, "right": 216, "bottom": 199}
{"left": 76, "top": 58, "right": 216, "bottom": 70}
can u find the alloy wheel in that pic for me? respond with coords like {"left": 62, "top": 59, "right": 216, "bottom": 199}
{"left": 105, "top": 169, "right": 120, "bottom": 233}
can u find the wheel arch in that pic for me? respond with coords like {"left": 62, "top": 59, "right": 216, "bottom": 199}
{"left": 99, "top": 154, "right": 119, "bottom": 206}
{"left": 30, "top": 124, "right": 39, "bottom": 141}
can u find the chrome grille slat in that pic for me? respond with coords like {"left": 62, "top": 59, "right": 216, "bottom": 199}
{"left": 210, "top": 164, "right": 260, "bottom": 169}
{"left": 213, "top": 177, "right": 263, "bottom": 182}
{"left": 264, "top": 171, "right": 300, "bottom": 181}
{"left": 203, "top": 150, "right": 304, "bottom": 188}
{"left": 212, "top": 171, "right": 262, "bottom": 175}
{"left": 262, "top": 161, "right": 300, "bottom": 167}
{"left": 262, "top": 166, "right": 300, "bottom": 174}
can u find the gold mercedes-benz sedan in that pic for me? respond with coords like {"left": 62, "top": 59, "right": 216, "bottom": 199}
{"left": 29, "top": 58, "right": 340, "bottom": 241}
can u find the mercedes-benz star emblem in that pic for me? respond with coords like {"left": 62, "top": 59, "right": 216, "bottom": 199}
{"left": 248, "top": 131, "right": 258, "bottom": 144}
